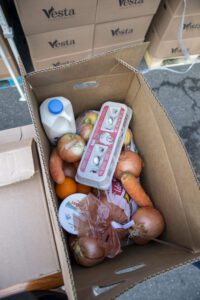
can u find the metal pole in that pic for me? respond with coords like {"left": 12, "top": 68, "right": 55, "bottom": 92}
{"left": 0, "top": 45, "right": 26, "bottom": 101}
{"left": 0, "top": 5, "right": 21, "bottom": 63}
{"left": 0, "top": 5, "right": 26, "bottom": 101}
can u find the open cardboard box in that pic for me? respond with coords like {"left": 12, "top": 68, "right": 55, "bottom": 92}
{"left": 22, "top": 44, "right": 200, "bottom": 300}
{"left": 0, "top": 125, "right": 62, "bottom": 298}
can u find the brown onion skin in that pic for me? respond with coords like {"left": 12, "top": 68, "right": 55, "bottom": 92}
{"left": 63, "top": 162, "right": 76, "bottom": 179}
{"left": 49, "top": 148, "right": 65, "bottom": 184}
{"left": 114, "top": 150, "right": 143, "bottom": 179}
{"left": 131, "top": 207, "right": 165, "bottom": 245}
{"left": 69, "top": 236, "right": 106, "bottom": 267}
{"left": 116, "top": 228, "right": 128, "bottom": 240}
{"left": 57, "top": 134, "right": 85, "bottom": 163}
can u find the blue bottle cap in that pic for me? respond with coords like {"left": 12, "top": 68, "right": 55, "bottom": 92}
{"left": 48, "top": 99, "right": 63, "bottom": 114}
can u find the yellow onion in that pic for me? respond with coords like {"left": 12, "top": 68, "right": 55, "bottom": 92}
{"left": 69, "top": 236, "right": 106, "bottom": 267}
{"left": 57, "top": 134, "right": 85, "bottom": 163}
{"left": 114, "top": 150, "right": 143, "bottom": 179}
{"left": 130, "top": 207, "right": 165, "bottom": 245}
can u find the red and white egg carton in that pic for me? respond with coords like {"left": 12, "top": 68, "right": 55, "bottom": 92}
{"left": 76, "top": 101, "right": 132, "bottom": 189}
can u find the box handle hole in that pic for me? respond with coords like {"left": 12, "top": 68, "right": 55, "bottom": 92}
{"left": 115, "top": 263, "right": 145, "bottom": 275}
{"left": 73, "top": 81, "right": 98, "bottom": 90}
{"left": 92, "top": 280, "right": 125, "bottom": 296}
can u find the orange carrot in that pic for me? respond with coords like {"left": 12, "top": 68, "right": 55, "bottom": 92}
{"left": 49, "top": 149, "right": 65, "bottom": 184}
{"left": 121, "top": 172, "right": 153, "bottom": 207}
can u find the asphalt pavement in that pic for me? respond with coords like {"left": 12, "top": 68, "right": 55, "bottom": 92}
{"left": 0, "top": 61, "right": 200, "bottom": 299}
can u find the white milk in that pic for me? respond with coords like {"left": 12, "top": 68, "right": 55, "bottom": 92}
{"left": 40, "top": 97, "right": 76, "bottom": 144}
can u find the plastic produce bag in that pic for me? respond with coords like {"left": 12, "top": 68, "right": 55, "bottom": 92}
{"left": 74, "top": 193, "right": 122, "bottom": 258}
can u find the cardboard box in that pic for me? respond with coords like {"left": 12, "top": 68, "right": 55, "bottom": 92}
{"left": 0, "top": 125, "right": 62, "bottom": 298}
{"left": 96, "top": 0, "right": 161, "bottom": 23}
{"left": 22, "top": 45, "right": 200, "bottom": 300}
{"left": 152, "top": 0, "right": 200, "bottom": 41}
{"left": 26, "top": 25, "right": 94, "bottom": 61}
{"left": 147, "top": 26, "right": 200, "bottom": 58}
{"left": 167, "top": 0, "right": 200, "bottom": 17}
{"left": 14, "top": 0, "right": 97, "bottom": 35}
{"left": 93, "top": 40, "right": 144, "bottom": 56}
{"left": 32, "top": 50, "right": 92, "bottom": 71}
{"left": 94, "top": 16, "right": 153, "bottom": 48}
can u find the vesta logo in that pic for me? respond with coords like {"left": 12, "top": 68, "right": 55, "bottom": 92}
{"left": 183, "top": 22, "right": 200, "bottom": 30}
{"left": 48, "top": 39, "right": 75, "bottom": 49}
{"left": 42, "top": 6, "right": 75, "bottom": 19}
{"left": 171, "top": 47, "right": 189, "bottom": 54}
{"left": 119, "top": 0, "right": 144, "bottom": 7}
{"left": 111, "top": 27, "right": 133, "bottom": 36}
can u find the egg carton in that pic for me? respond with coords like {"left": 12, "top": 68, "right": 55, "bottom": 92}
{"left": 76, "top": 101, "right": 132, "bottom": 190}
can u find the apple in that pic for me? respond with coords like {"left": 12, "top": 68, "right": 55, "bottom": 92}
{"left": 76, "top": 110, "right": 99, "bottom": 142}
{"left": 79, "top": 123, "right": 93, "bottom": 141}
{"left": 124, "top": 128, "right": 133, "bottom": 146}
{"left": 84, "top": 111, "right": 98, "bottom": 125}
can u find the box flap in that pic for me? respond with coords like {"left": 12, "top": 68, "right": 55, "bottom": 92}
{"left": 0, "top": 139, "right": 35, "bottom": 187}
{"left": 26, "top": 43, "right": 148, "bottom": 88}
{"left": 0, "top": 125, "right": 35, "bottom": 145}
{"left": 0, "top": 126, "right": 60, "bottom": 291}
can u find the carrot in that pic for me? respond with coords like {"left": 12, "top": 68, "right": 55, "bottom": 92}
{"left": 121, "top": 172, "right": 153, "bottom": 207}
{"left": 49, "top": 149, "right": 65, "bottom": 184}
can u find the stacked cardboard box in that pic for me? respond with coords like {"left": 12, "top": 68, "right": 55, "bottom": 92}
{"left": 14, "top": 0, "right": 161, "bottom": 70}
{"left": 146, "top": 0, "right": 200, "bottom": 63}
{"left": 14, "top": 0, "right": 97, "bottom": 70}
{"left": 0, "top": 30, "right": 19, "bottom": 79}
{"left": 93, "top": 0, "right": 160, "bottom": 55}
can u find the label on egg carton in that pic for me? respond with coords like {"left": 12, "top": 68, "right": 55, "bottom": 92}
{"left": 76, "top": 101, "right": 132, "bottom": 190}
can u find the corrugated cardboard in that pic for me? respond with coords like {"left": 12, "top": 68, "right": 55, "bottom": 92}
{"left": 93, "top": 40, "right": 144, "bottom": 56}
{"left": 14, "top": 0, "right": 97, "bottom": 35}
{"left": 23, "top": 46, "right": 200, "bottom": 300}
{"left": 96, "top": 0, "right": 160, "bottom": 23}
{"left": 32, "top": 50, "right": 92, "bottom": 71}
{"left": 147, "top": 26, "right": 200, "bottom": 58}
{"left": 0, "top": 125, "right": 61, "bottom": 297}
{"left": 94, "top": 16, "right": 153, "bottom": 48}
{"left": 26, "top": 25, "right": 94, "bottom": 61}
{"left": 152, "top": 0, "right": 200, "bottom": 41}
{"left": 167, "top": 0, "right": 200, "bottom": 17}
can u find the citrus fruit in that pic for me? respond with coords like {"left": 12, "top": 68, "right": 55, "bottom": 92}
{"left": 55, "top": 177, "right": 77, "bottom": 199}
{"left": 77, "top": 183, "right": 91, "bottom": 194}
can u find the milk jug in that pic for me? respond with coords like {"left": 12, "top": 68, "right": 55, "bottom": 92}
{"left": 40, "top": 97, "right": 76, "bottom": 144}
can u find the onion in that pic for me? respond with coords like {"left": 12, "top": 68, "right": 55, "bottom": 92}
{"left": 114, "top": 150, "right": 143, "bottom": 179}
{"left": 63, "top": 162, "right": 76, "bottom": 179}
{"left": 129, "top": 207, "right": 165, "bottom": 245}
{"left": 116, "top": 228, "right": 128, "bottom": 240}
{"left": 57, "top": 134, "right": 85, "bottom": 163}
{"left": 69, "top": 236, "right": 106, "bottom": 267}
{"left": 100, "top": 192, "right": 128, "bottom": 224}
